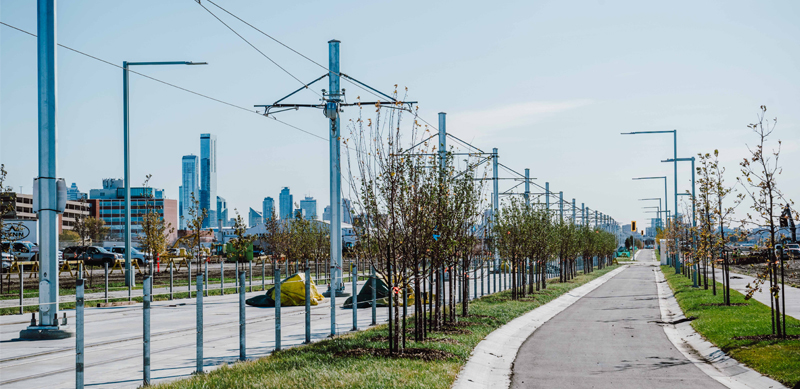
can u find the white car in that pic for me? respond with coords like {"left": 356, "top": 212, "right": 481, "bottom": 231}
{"left": 1, "top": 251, "right": 12, "bottom": 270}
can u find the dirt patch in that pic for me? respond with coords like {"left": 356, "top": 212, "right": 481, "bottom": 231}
{"left": 335, "top": 347, "right": 456, "bottom": 361}
{"left": 700, "top": 303, "right": 750, "bottom": 307}
{"left": 730, "top": 262, "right": 800, "bottom": 288}
{"left": 733, "top": 334, "right": 800, "bottom": 341}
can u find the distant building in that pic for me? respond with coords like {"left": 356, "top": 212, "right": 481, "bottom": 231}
{"left": 181, "top": 155, "right": 199, "bottom": 229}
{"left": 322, "top": 198, "right": 352, "bottom": 223}
{"left": 66, "top": 183, "right": 87, "bottom": 201}
{"left": 200, "top": 134, "right": 217, "bottom": 228}
{"left": 4, "top": 192, "right": 90, "bottom": 235}
{"left": 217, "top": 196, "right": 228, "bottom": 227}
{"left": 248, "top": 208, "right": 263, "bottom": 227}
{"left": 300, "top": 196, "right": 317, "bottom": 220}
{"left": 88, "top": 179, "right": 177, "bottom": 242}
{"left": 263, "top": 197, "right": 275, "bottom": 220}
{"left": 279, "top": 187, "right": 293, "bottom": 220}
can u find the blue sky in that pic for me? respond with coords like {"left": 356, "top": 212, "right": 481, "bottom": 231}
{"left": 1, "top": 0, "right": 799, "bottom": 227}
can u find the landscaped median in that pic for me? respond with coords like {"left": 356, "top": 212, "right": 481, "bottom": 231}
{"left": 661, "top": 266, "right": 800, "bottom": 388}
{"left": 153, "top": 265, "right": 620, "bottom": 389}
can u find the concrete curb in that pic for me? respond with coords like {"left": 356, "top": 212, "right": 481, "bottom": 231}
{"left": 451, "top": 265, "right": 628, "bottom": 389}
{"left": 654, "top": 266, "right": 788, "bottom": 389}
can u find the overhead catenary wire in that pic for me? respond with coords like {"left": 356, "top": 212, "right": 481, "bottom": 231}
{"left": 194, "top": 0, "right": 322, "bottom": 99}
{"left": 0, "top": 21, "right": 327, "bottom": 143}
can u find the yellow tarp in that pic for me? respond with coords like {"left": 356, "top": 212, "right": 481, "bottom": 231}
{"left": 270, "top": 273, "right": 325, "bottom": 306}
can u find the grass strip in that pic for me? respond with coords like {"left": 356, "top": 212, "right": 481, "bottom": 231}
{"left": 661, "top": 266, "right": 800, "bottom": 387}
{"left": 154, "top": 265, "right": 620, "bottom": 389}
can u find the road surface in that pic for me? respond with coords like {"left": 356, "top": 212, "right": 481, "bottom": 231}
{"left": 511, "top": 250, "right": 726, "bottom": 389}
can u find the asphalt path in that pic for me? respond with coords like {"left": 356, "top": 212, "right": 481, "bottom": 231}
{"left": 511, "top": 250, "right": 726, "bottom": 389}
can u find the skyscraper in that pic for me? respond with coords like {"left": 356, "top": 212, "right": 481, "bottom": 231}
{"left": 300, "top": 196, "right": 317, "bottom": 220}
{"left": 248, "top": 208, "right": 263, "bottom": 227}
{"left": 342, "top": 198, "right": 353, "bottom": 224}
{"left": 66, "top": 182, "right": 87, "bottom": 201}
{"left": 263, "top": 197, "right": 275, "bottom": 220}
{"left": 181, "top": 155, "right": 199, "bottom": 229}
{"left": 279, "top": 187, "right": 293, "bottom": 220}
{"left": 200, "top": 134, "right": 217, "bottom": 228}
{"left": 217, "top": 196, "right": 228, "bottom": 227}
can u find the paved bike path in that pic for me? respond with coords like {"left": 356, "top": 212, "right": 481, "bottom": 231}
{"left": 511, "top": 262, "right": 726, "bottom": 389}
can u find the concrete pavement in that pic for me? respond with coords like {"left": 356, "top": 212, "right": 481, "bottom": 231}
{"left": 511, "top": 251, "right": 727, "bottom": 389}
{"left": 700, "top": 264, "right": 799, "bottom": 320}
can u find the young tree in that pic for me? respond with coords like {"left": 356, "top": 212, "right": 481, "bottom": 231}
{"left": 186, "top": 192, "right": 208, "bottom": 267}
{"left": 738, "top": 105, "right": 793, "bottom": 338}
{"left": 229, "top": 211, "right": 255, "bottom": 275}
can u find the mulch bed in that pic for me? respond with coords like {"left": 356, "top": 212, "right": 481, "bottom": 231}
{"left": 733, "top": 334, "right": 800, "bottom": 341}
{"left": 335, "top": 347, "right": 456, "bottom": 361}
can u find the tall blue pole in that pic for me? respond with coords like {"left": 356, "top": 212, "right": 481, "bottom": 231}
{"left": 492, "top": 148, "right": 499, "bottom": 271}
{"left": 524, "top": 169, "right": 530, "bottom": 206}
{"left": 673, "top": 130, "right": 679, "bottom": 274}
{"left": 31, "top": 0, "right": 62, "bottom": 333}
{"left": 572, "top": 198, "right": 576, "bottom": 224}
{"left": 326, "top": 40, "right": 346, "bottom": 336}
{"left": 438, "top": 113, "right": 447, "bottom": 170}
{"left": 123, "top": 61, "right": 133, "bottom": 289}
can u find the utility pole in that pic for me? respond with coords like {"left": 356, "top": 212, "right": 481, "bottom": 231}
{"left": 22, "top": 0, "right": 70, "bottom": 339}
{"left": 572, "top": 199, "right": 576, "bottom": 224}
{"left": 545, "top": 182, "right": 550, "bottom": 215}
{"left": 524, "top": 169, "right": 530, "bottom": 206}
{"left": 492, "top": 148, "right": 500, "bottom": 271}
{"left": 559, "top": 192, "right": 564, "bottom": 222}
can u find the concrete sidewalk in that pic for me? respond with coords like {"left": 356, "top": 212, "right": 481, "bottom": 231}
{"left": 511, "top": 256, "right": 726, "bottom": 389}
{"left": 699, "top": 264, "right": 799, "bottom": 320}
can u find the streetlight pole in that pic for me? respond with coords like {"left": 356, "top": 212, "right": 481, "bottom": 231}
{"left": 663, "top": 157, "right": 697, "bottom": 286}
{"left": 122, "top": 61, "right": 207, "bottom": 289}
{"left": 639, "top": 198, "right": 663, "bottom": 229}
{"left": 623, "top": 130, "right": 679, "bottom": 274}
{"left": 632, "top": 176, "right": 669, "bottom": 264}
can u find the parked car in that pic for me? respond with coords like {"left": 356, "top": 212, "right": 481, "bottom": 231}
{"left": 1, "top": 241, "right": 38, "bottom": 261}
{"left": 783, "top": 243, "right": 800, "bottom": 259}
{"left": 105, "top": 246, "right": 148, "bottom": 265}
{"left": 1, "top": 251, "right": 12, "bottom": 270}
{"left": 62, "top": 246, "right": 121, "bottom": 267}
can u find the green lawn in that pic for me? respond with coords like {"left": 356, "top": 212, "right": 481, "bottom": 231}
{"left": 661, "top": 266, "right": 800, "bottom": 387}
{"left": 154, "top": 266, "right": 621, "bottom": 389}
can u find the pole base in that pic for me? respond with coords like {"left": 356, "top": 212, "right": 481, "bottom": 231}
{"left": 322, "top": 290, "right": 351, "bottom": 297}
{"left": 19, "top": 325, "right": 73, "bottom": 340}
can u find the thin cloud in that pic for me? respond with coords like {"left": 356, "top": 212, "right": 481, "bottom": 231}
{"left": 448, "top": 100, "right": 592, "bottom": 141}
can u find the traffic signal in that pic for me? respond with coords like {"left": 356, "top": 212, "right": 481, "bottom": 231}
{"left": 631, "top": 221, "right": 637, "bottom": 232}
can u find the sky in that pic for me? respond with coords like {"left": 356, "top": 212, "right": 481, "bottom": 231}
{"left": 1, "top": 0, "right": 799, "bottom": 229}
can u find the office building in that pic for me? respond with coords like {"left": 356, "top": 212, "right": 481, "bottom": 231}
{"left": 2, "top": 192, "right": 90, "bottom": 235}
{"left": 66, "top": 183, "right": 87, "bottom": 201}
{"left": 88, "top": 179, "right": 178, "bottom": 242}
{"left": 200, "top": 134, "right": 217, "bottom": 228}
{"left": 322, "top": 205, "right": 331, "bottom": 222}
{"left": 181, "top": 155, "right": 199, "bottom": 229}
{"left": 248, "top": 208, "right": 263, "bottom": 227}
{"left": 300, "top": 196, "right": 317, "bottom": 220}
{"left": 263, "top": 197, "right": 275, "bottom": 220}
{"left": 279, "top": 187, "right": 293, "bottom": 220}
{"left": 217, "top": 196, "right": 228, "bottom": 227}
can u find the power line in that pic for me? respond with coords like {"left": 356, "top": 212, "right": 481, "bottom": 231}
{"left": 194, "top": 0, "right": 322, "bottom": 98}
{"left": 0, "top": 21, "right": 328, "bottom": 142}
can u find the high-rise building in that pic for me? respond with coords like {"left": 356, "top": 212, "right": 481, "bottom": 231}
{"left": 66, "top": 183, "right": 87, "bottom": 201}
{"left": 263, "top": 197, "right": 275, "bottom": 220}
{"left": 279, "top": 187, "right": 293, "bottom": 220}
{"left": 200, "top": 134, "right": 217, "bottom": 228}
{"left": 299, "top": 196, "right": 317, "bottom": 220}
{"left": 323, "top": 199, "right": 352, "bottom": 223}
{"left": 181, "top": 155, "right": 199, "bottom": 229}
{"left": 217, "top": 196, "right": 228, "bottom": 227}
{"left": 248, "top": 208, "right": 263, "bottom": 227}
{"left": 342, "top": 198, "right": 352, "bottom": 224}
